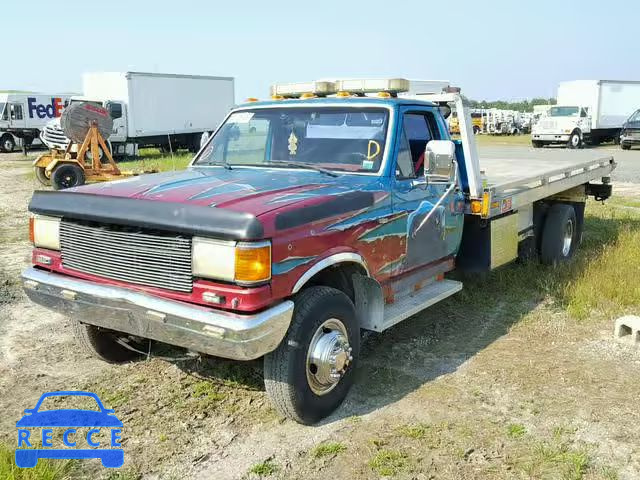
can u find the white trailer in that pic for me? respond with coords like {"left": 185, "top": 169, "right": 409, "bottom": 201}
{"left": 42, "top": 72, "right": 235, "bottom": 156}
{"left": 0, "top": 93, "right": 72, "bottom": 152}
{"left": 532, "top": 80, "right": 640, "bottom": 148}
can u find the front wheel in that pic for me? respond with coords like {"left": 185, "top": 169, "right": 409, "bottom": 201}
{"left": 1, "top": 134, "right": 15, "bottom": 153}
{"left": 567, "top": 131, "right": 582, "bottom": 149}
{"left": 264, "top": 286, "right": 359, "bottom": 425}
{"left": 72, "top": 320, "right": 144, "bottom": 363}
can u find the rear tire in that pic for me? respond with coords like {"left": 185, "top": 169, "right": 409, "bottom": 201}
{"left": 51, "top": 163, "right": 85, "bottom": 190}
{"left": 264, "top": 286, "right": 359, "bottom": 425}
{"left": 72, "top": 320, "right": 144, "bottom": 363}
{"left": 540, "top": 204, "right": 578, "bottom": 266}
{"left": 34, "top": 166, "right": 51, "bottom": 186}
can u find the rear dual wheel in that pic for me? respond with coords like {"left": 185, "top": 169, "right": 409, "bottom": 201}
{"left": 540, "top": 204, "right": 579, "bottom": 266}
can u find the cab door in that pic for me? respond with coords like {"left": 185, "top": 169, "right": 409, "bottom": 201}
{"left": 391, "top": 107, "right": 464, "bottom": 275}
{"left": 8, "top": 102, "right": 26, "bottom": 129}
{"left": 106, "top": 101, "right": 127, "bottom": 142}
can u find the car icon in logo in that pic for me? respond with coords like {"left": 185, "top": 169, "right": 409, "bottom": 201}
{"left": 16, "top": 391, "right": 124, "bottom": 468}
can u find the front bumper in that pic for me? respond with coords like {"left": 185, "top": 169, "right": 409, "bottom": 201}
{"left": 531, "top": 133, "right": 570, "bottom": 142}
{"left": 22, "top": 267, "right": 294, "bottom": 361}
{"left": 620, "top": 135, "right": 640, "bottom": 145}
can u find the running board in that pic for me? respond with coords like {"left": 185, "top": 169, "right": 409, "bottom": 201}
{"left": 378, "top": 279, "right": 463, "bottom": 332}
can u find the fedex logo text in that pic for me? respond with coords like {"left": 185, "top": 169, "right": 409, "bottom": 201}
{"left": 27, "top": 98, "right": 66, "bottom": 119}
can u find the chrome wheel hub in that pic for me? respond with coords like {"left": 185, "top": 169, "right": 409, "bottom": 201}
{"left": 562, "top": 218, "right": 574, "bottom": 256}
{"left": 306, "top": 318, "right": 353, "bottom": 396}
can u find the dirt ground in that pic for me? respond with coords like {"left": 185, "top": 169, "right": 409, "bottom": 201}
{"left": 1, "top": 148, "right": 640, "bottom": 480}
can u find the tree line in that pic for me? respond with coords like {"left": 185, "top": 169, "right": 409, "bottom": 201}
{"left": 464, "top": 97, "right": 557, "bottom": 112}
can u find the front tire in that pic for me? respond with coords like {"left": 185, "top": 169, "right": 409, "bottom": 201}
{"left": 567, "top": 131, "right": 582, "bottom": 149}
{"left": 540, "top": 204, "right": 579, "bottom": 266}
{"left": 264, "top": 286, "right": 359, "bottom": 425}
{"left": 1, "top": 134, "right": 15, "bottom": 153}
{"left": 72, "top": 320, "right": 144, "bottom": 363}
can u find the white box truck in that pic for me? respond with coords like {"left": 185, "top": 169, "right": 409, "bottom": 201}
{"left": 0, "top": 93, "right": 72, "bottom": 152}
{"left": 41, "top": 72, "right": 235, "bottom": 156}
{"left": 532, "top": 80, "right": 640, "bottom": 148}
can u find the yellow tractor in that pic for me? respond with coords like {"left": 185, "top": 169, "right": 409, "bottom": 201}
{"left": 34, "top": 102, "right": 144, "bottom": 189}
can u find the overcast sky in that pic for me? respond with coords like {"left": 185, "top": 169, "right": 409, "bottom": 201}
{"left": 5, "top": 0, "right": 638, "bottom": 102}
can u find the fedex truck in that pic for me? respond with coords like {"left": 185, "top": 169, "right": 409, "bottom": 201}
{"left": 41, "top": 72, "right": 235, "bottom": 156}
{"left": 0, "top": 93, "right": 72, "bottom": 152}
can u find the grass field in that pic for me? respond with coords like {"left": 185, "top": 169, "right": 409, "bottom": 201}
{"left": 117, "top": 148, "right": 192, "bottom": 173}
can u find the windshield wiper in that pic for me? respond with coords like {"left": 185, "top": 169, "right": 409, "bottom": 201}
{"left": 268, "top": 160, "right": 339, "bottom": 177}
{"left": 197, "top": 160, "right": 232, "bottom": 170}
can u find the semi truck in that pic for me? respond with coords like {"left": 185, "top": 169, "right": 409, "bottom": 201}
{"left": 41, "top": 72, "right": 235, "bottom": 156}
{"left": 0, "top": 93, "right": 72, "bottom": 152}
{"left": 532, "top": 80, "right": 640, "bottom": 148}
{"left": 22, "top": 78, "right": 615, "bottom": 424}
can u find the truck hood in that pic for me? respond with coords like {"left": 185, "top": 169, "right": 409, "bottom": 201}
{"left": 533, "top": 116, "right": 580, "bottom": 133}
{"left": 73, "top": 166, "right": 384, "bottom": 218}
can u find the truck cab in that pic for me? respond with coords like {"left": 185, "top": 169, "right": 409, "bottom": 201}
{"left": 40, "top": 97, "right": 129, "bottom": 155}
{"left": 531, "top": 105, "right": 591, "bottom": 148}
{"left": 22, "top": 78, "right": 615, "bottom": 424}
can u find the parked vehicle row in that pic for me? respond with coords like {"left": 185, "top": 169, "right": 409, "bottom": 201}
{"left": 40, "top": 72, "right": 235, "bottom": 157}
{"left": 532, "top": 80, "right": 640, "bottom": 149}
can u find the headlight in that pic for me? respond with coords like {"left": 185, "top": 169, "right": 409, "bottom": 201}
{"left": 29, "top": 215, "right": 61, "bottom": 250}
{"left": 192, "top": 237, "right": 271, "bottom": 285}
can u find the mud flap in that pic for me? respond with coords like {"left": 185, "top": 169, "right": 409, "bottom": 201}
{"left": 352, "top": 274, "right": 384, "bottom": 331}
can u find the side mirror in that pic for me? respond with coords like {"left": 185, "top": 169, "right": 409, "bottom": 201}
{"left": 424, "top": 140, "right": 456, "bottom": 183}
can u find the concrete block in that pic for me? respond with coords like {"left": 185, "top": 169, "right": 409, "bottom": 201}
{"left": 614, "top": 315, "right": 640, "bottom": 346}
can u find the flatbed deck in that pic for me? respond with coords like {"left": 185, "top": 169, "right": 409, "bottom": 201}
{"left": 477, "top": 150, "right": 615, "bottom": 216}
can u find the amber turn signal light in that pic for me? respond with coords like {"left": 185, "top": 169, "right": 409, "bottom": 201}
{"left": 29, "top": 217, "right": 35, "bottom": 243}
{"left": 235, "top": 244, "right": 271, "bottom": 284}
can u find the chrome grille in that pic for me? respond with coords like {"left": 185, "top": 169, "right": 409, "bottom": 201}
{"left": 60, "top": 221, "right": 193, "bottom": 292}
{"left": 41, "top": 124, "right": 70, "bottom": 149}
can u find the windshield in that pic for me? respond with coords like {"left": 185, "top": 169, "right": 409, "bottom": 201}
{"left": 628, "top": 110, "right": 640, "bottom": 123}
{"left": 549, "top": 106, "right": 579, "bottom": 117}
{"left": 0, "top": 102, "right": 6, "bottom": 120}
{"left": 194, "top": 107, "right": 390, "bottom": 173}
